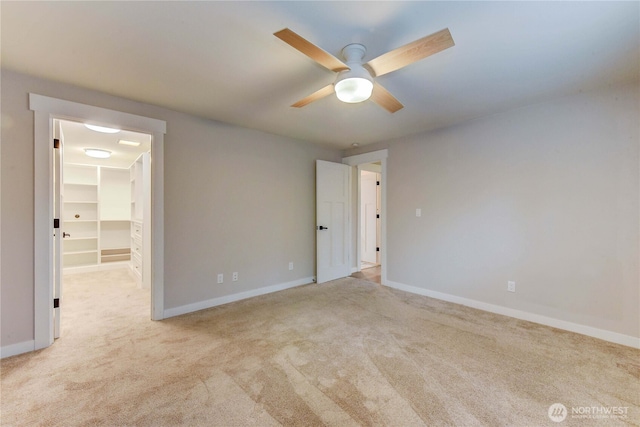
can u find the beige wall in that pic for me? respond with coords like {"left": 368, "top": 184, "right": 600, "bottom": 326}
{"left": 2, "top": 69, "right": 638, "bottom": 348}
{"left": 163, "top": 114, "right": 337, "bottom": 307}
{"left": 348, "top": 83, "right": 639, "bottom": 339}
{"left": 1, "top": 70, "right": 341, "bottom": 346}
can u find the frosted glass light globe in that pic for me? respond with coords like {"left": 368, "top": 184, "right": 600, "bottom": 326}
{"left": 334, "top": 77, "right": 373, "bottom": 103}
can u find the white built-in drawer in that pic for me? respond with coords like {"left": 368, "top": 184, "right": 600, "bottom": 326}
{"left": 132, "top": 237, "right": 142, "bottom": 257}
{"left": 131, "top": 252, "right": 142, "bottom": 277}
{"left": 132, "top": 221, "right": 142, "bottom": 238}
{"left": 132, "top": 262, "right": 142, "bottom": 279}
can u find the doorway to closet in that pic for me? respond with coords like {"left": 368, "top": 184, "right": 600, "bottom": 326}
{"left": 31, "top": 93, "right": 166, "bottom": 351}
{"left": 56, "top": 118, "right": 151, "bottom": 337}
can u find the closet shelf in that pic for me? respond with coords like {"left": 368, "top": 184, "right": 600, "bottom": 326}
{"left": 64, "top": 249, "right": 98, "bottom": 256}
{"left": 65, "top": 182, "right": 97, "bottom": 187}
{"left": 63, "top": 236, "right": 98, "bottom": 241}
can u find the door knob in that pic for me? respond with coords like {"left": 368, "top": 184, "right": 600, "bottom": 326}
{"left": 317, "top": 226, "right": 329, "bottom": 230}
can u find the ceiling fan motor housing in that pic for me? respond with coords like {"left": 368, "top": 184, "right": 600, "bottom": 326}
{"left": 334, "top": 43, "right": 374, "bottom": 103}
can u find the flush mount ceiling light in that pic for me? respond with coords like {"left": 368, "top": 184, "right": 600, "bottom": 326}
{"left": 118, "top": 139, "right": 141, "bottom": 147}
{"left": 84, "top": 123, "right": 120, "bottom": 134}
{"left": 84, "top": 148, "right": 112, "bottom": 159}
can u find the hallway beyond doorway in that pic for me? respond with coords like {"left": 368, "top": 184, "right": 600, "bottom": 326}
{"left": 351, "top": 265, "right": 381, "bottom": 284}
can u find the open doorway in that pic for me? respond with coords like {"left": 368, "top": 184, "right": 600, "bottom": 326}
{"left": 55, "top": 118, "right": 151, "bottom": 337}
{"left": 31, "top": 93, "right": 166, "bottom": 351}
{"left": 342, "top": 149, "right": 388, "bottom": 286}
{"left": 352, "top": 163, "right": 382, "bottom": 284}
{"left": 359, "top": 164, "right": 381, "bottom": 271}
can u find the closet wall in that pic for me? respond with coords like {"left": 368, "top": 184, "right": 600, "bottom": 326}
{"left": 63, "top": 163, "right": 132, "bottom": 271}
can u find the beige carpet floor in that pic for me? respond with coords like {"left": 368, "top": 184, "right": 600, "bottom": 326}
{"left": 1, "top": 268, "right": 638, "bottom": 426}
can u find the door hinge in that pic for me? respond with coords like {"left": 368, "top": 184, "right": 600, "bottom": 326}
{"left": 53, "top": 298, "right": 60, "bottom": 308}
{"left": 376, "top": 181, "right": 380, "bottom": 186}
{"left": 376, "top": 247, "right": 380, "bottom": 252}
{"left": 54, "top": 218, "right": 60, "bottom": 229}
{"left": 53, "top": 138, "right": 60, "bottom": 149}
{"left": 376, "top": 214, "right": 380, "bottom": 219}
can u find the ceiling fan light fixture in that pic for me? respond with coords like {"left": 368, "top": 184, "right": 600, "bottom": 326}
{"left": 84, "top": 148, "right": 112, "bottom": 159}
{"left": 333, "top": 44, "right": 373, "bottom": 104}
{"left": 276, "top": 28, "right": 453, "bottom": 112}
{"left": 335, "top": 77, "right": 373, "bottom": 103}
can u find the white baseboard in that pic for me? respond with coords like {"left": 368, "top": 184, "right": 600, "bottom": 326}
{"left": 385, "top": 280, "right": 640, "bottom": 349}
{"left": 164, "top": 276, "right": 315, "bottom": 319}
{"left": 1, "top": 340, "right": 35, "bottom": 359}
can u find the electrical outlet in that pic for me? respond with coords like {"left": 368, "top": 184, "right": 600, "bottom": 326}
{"left": 217, "top": 273, "right": 224, "bottom": 284}
{"left": 416, "top": 208, "right": 422, "bottom": 217}
{"left": 232, "top": 272, "right": 238, "bottom": 282}
{"left": 288, "top": 262, "right": 294, "bottom": 271}
{"left": 507, "top": 281, "right": 516, "bottom": 292}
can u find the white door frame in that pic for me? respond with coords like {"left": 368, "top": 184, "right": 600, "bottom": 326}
{"left": 53, "top": 119, "right": 64, "bottom": 339}
{"left": 342, "top": 149, "right": 388, "bottom": 285}
{"left": 30, "top": 94, "right": 166, "bottom": 351}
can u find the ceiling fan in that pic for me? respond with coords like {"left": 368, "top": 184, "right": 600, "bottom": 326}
{"left": 274, "top": 28, "right": 454, "bottom": 113}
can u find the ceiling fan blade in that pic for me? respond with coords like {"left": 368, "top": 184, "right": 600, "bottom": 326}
{"left": 274, "top": 28, "right": 349, "bottom": 73}
{"left": 291, "top": 84, "right": 335, "bottom": 108}
{"left": 366, "top": 28, "right": 454, "bottom": 77}
{"left": 370, "top": 82, "right": 404, "bottom": 113}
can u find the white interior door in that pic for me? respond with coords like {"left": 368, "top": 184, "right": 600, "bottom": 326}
{"left": 361, "top": 170, "right": 378, "bottom": 265}
{"left": 316, "top": 160, "right": 351, "bottom": 284}
{"left": 53, "top": 120, "right": 64, "bottom": 338}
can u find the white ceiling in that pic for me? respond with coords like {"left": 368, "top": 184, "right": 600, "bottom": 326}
{"left": 2, "top": 2, "right": 638, "bottom": 150}
{"left": 61, "top": 120, "right": 151, "bottom": 169}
